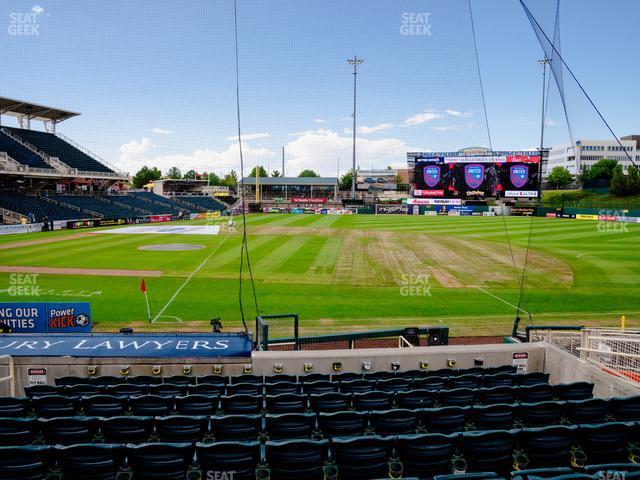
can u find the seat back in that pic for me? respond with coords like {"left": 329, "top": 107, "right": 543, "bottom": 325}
{"left": 101, "top": 416, "right": 153, "bottom": 443}
{"left": 155, "top": 415, "right": 209, "bottom": 443}
{"left": 397, "top": 433, "right": 460, "bottom": 478}
{"left": 318, "top": 411, "right": 368, "bottom": 438}
{"left": 332, "top": 436, "right": 394, "bottom": 480}
{"left": 461, "top": 430, "right": 518, "bottom": 475}
{"left": 370, "top": 409, "right": 417, "bottom": 436}
{"left": 196, "top": 441, "right": 260, "bottom": 480}
{"left": 0, "top": 445, "right": 53, "bottom": 480}
{"left": 126, "top": 442, "right": 194, "bottom": 480}
{"left": 211, "top": 414, "right": 261, "bottom": 441}
{"left": 265, "top": 413, "right": 316, "bottom": 440}
{"left": 56, "top": 443, "right": 125, "bottom": 480}
{"left": 265, "top": 439, "right": 329, "bottom": 480}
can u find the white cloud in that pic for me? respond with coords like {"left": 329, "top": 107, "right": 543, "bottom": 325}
{"left": 289, "top": 128, "right": 333, "bottom": 137}
{"left": 345, "top": 123, "right": 394, "bottom": 135}
{"left": 118, "top": 138, "right": 274, "bottom": 175}
{"left": 31, "top": 5, "right": 44, "bottom": 14}
{"left": 313, "top": 118, "right": 326, "bottom": 124}
{"left": 445, "top": 109, "right": 473, "bottom": 117}
{"left": 119, "top": 138, "right": 153, "bottom": 164}
{"left": 151, "top": 128, "right": 172, "bottom": 135}
{"left": 545, "top": 119, "right": 560, "bottom": 127}
{"left": 225, "top": 132, "right": 270, "bottom": 141}
{"left": 404, "top": 111, "right": 442, "bottom": 126}
{"left": 283, "top": 129, "right": 413, "bottom": 176}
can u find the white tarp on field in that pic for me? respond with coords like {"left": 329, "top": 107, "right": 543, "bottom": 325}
{"left": 98, "top": 225, "right": 221, "bottom": 235}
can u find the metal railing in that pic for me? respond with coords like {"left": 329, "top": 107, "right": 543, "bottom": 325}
{"left": 55, "top": 132, "right": 128, "bottom": 176}
{"left": 0, "top": 355, "right": 16, "bottom": 397}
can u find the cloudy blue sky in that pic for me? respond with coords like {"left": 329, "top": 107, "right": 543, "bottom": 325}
{"left": 1, "top": 0, "right": 638, "bottom": 176}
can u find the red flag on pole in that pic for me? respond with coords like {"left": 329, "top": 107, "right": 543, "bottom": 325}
{"left": 140, "top": 278, "right": 147, "bottom": 293}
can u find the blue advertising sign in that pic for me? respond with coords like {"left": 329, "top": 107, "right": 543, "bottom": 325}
{"left": 0, "top": 333, "right": 252, "bottom": 358}
{"left": 0, "top": 303, "right": 92, "bottom": 333}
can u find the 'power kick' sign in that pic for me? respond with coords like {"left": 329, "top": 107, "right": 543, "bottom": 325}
{"left": 0, "top": 303, "right": 91, "bottom": 333}
{"left": 0, "top": 333, "right": 252, "bottom": 358}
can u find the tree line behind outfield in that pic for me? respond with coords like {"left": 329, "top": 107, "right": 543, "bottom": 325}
{"left": 547, "top": 158, "right": 640, "bottom": 196}
{"left": 130, "top": 166, "right": 323, "bottom": 189}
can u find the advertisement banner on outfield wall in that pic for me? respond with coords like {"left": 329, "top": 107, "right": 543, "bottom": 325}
{"left": 511, "top": 207, "right": 537, "bottom": 216}
{"left": 407, "top": 198, "right": 462, "bottom": 205}
{"left": 149, "top": 214, "right": 173, "bottom": 223}
{"left": 375, "top": 204, "right": 408, "bottom": 214}
{"left": 576, "top": 214, "right": 599, "bottom": 221}
{"left": 0, "top": 223, "right": 44, "bottom": 235}
{"left": 0, "top": 302, "right": 91, "bottom": 333}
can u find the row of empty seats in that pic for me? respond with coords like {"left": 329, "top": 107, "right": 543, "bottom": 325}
{"left": 2, "top": 396, "right": 639, "bottom": 446}
{"left": 0, "top": 129, "right": 52, "bottom": 169}
{"left": 0, "top": 193, "right": 86, "bottom": 221}
{"left": 2, "top": 422, "right": 640, "bottom": 480}
{"left": 3, "top": 126, "right": 115, "bottom": 173}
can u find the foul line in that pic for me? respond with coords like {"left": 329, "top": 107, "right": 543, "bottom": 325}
{"left": 476, "top": 286, "right": 531, "bottom": 316}
{"left": 152, "top": 234, "right": 231, "bottom": 323}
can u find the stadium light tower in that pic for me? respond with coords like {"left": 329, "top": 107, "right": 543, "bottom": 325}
{"left": 347, "top": 55, "right": 363, "bottom": 200}
{"left": 537, "top": 57, "right": 551, "bottom": 206}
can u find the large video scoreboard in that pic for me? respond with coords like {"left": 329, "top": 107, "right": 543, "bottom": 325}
{"left": 409, "top": 152, "right": 540, "bottom": 200}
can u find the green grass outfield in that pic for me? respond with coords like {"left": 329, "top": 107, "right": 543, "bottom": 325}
{"left": 0, "top": 213, "right": 638, "bottom": 337}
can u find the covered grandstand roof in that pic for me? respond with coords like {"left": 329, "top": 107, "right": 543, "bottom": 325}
{"left": 241, "top": 176, "right": 338, "bottom": 186}
{"left": 0, "top": 96, "right": 80, "bottom": 123}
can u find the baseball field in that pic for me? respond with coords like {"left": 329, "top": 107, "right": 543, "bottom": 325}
{"left": 0, "top": 213, "right": 638, "bottom": 337}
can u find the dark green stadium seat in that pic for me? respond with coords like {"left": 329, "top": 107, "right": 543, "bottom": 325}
{"left": 266, "top": 393, "right": 307, "bottom": 414}
{"left": 210, "top": 414, "right": 262, "bottom": 441}
{"left": 221, "top": 394, "right": 263, "bottom": 414}
{"left": 518, "top": 372, "right": 550, "bottom": 386}
{"left": 267, "top": 374, "right": 298, "bottom": 384}
{"left": 230, "top": 374, "right": 263, "bottom": 385}
{"left": 195, "top": 441, "right": 260, "bottom": 480}
{"left": 339, "top": 379, "right": 375, "bottom": 394}
{"left": 370, "top": 408, "right": 417, "bottom": 436}
{"left": 23, "top": 385, "right": 60, "bottom": 398}
{"left": 397, "top": 432, "right": 460, "bottom": 478}
{"left": 332, "top": 435, "right": 395, "bottom": 480}
{"left": 299, "top": 373, "right": 330, "bottom": 383}
{"left": 555, "top": 382, "right": 594, "bottom": 401}
{"left": 81, "top": 394, "right": 128, "bottom": 417}
{"left": 413, "top": 376, "right": 447, "bottom": 390}
{"left": 421, "top": 406, "right": 469, "bottom": 433}
{"left": 0, "top": 417, "right": 38, "bottom": 446}
{"left": 149, "top": 384, "right": 186, "bottom": 397}
{"left": 318, "top": 411, "right": 368, "bottom": 438}
{"left": 163, "top": 375, "right": 196, "bottom": 386}
{"left": 128, "top": 376, "right": 162, "bottom": 386}
{"left": 56, "top": 443, "right": 125, "bottom": 480}
{"left": 610, "top": 395, "right": 640, "bottom": 421}
{"left": 226, "top": 382, "right": 263, "bottom": 396}
{"left": 56, "top": 376, "right": 92, "bottom": 386}
{"left": 196, "top": 375, "right": 228, "bottom": 386}
{"left": 39, "top": 416, "right": 99, "bottom": 445}
{"left": 155, "top": 415, "right": 209, "bottom": 443}
{"left": 302, "top": 380, "right": 339, "bottom": 395}
{"left": 353, "top": 391, "right": 394, "bottom": 411}
{"left": 396, "top": 388, "right": 437, "bottom": 409}
{"left": 566, "top": 398, "right": 608, "bottom": 424}
{"left": 265, "top": 382, "right": 301, "bottom": 396}
{"left": 584, "top": 463, "right": 640, "bottom": 475}
{"left": 577, "top": 422, "right": 632, "bottom": 466}
{"left": 188, "top": 383, "right": 226, "bottom": 396}
{"left": 484, "top": 373, "right": 517, "bottom": 388}
{"left": 449, "top": 374, "right": 482, "bottom": 390}
{"left": 32, "top": 394, "right": 77, "bottom": 417}
{"left": 478, "top": 386, "right": 517, "bottom": 405}
{"left": 263, "top": 439, "right": 330, "bottom": 480}
{"left": 265, "top": 412, "right": 316, "bottom": 440}
{"left": 0, "top": 397, "right": 30, "bottom": 416}
{"left": 309, "top": 392, "right": 351, "bottom": 412}
{"left": 67, "top": 384, "right": 102, "bottom": 397}
{"left": 517, "top": 401, "right": 565, "bottom": 427}
{"left": 363, "top": 371, "right": 397, "bottom": 381}
{"left": 130, "top": 395, "right": 174, "bottom": 416}
{"left": 175, "top": 394, "right": 218, "bottom": 415}
{"left": 519, "top": 384, "right": 554, "bottom": 403}
{"left": 91, "top": 376, "right": 125, "bottom": 386}
{"left": 332, "top": 372, "right": 362, "bottom": 382}
{"left": 105, "top": 383, "right": 147, "bottom": 398}
{"left": 471, "top": 404, "right": 515, "bottom": 430}
{"left": 440, "top": 387, "right": 477, "bottom": 407}
{"left": 510, "top": 467, "right": 574, "bottom": 480}
{"left": 0, "top": 445, "right": 53, "bottom": 480}
{"left": 434, "top": 472, "right": 500, "bottom": 480}
{"left": 460, "top": 430, "right": 519, "bottom": 475}
{"left": 518, "top": 425, "right": 577, "bottom": 469}
{"left": 101, "top": 416, "right": 153, "bottom": 443}
{"left": 376, "top": 377, "right": 411, "bottom": 392}
{"left": 125, "top": 442, "right": 194, "bottom": 480}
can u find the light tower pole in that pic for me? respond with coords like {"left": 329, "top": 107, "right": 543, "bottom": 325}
{"left": 347, "top": 55, "right": 363, "bottom": 200}
{"left": 537, "top": 57, "right": 551, "bottom": 206}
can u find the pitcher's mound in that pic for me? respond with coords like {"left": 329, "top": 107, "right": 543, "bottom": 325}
{"left": 138, "top": 243, "right": 205, "bottom": 251}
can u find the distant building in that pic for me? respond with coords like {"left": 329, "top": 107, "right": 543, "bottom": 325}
{"left": 547, "top": 137, "right": 639, "bottom": 176}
